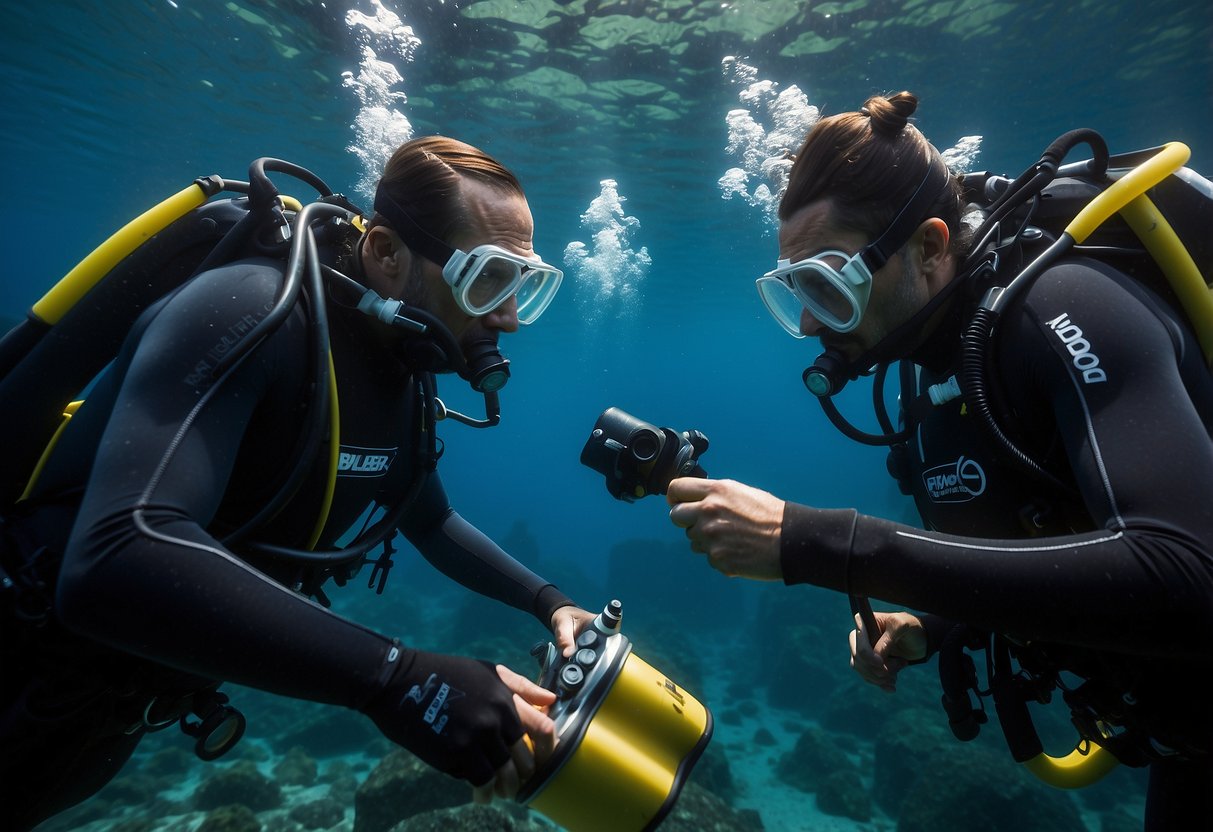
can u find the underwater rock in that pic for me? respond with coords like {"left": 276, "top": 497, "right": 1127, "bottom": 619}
{"left": 273, "top": 745, "right": 319, "bottom": 786}
{"left": 290, "top": 797, "right": 348, "bottom": 830}
{"left": 776, "top": 724, "right": 858, "bottom": 793}
{"left": 753, "top": 727, "right": 777, "bottom": 746}
{"left": 275, "top": 707, "right": 383, "bottom": 758}
{"left": 896, "top": 744, "right": 1087, "bottom": 832}
{"left": 657, "top": 781, "right": 765, "bottom": 831}
{"left": 873, "top": 707, "right": 951, "bottom": 815}
{"left": 327, "top": 771, "right": 361, "bottom": 806}
{"left": 818, "top": 679, "right": 893, "bottom": 740}
{"left": 95, "top": 771, "right": 164, "bottom": 806}
{"left": 110, "top": 818, "right": 158, "bottom": 832}
{"left": 354, "top": 750, "right": 466, "bottom": 832}
{"left": 815, "top": 768, "right": 872, "bottom": 822}
{"left": 388, "top": 803, "right": 544, "bottom": 832}
{"left": 320, "top": 758, "right": 361, "bottom": 804}
{"left": 143, "top": 745, "right": 196, "bottom": 777}
{"left": 688, "top": 741, "right": 738, "bottom": 803}
{"left": 193, "top": 760, "right": 284, "bottom": 812}
{"left": 747, "top": 587, "right": 852, "bottom": 715}
{"left": 197, "top": 803, "right": 263, "bottom": 832}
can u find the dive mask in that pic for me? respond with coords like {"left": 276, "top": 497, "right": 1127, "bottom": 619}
{"left": 441, "top": 243, "right": 562, "bottom": 323}
{"left": 373, "top": 187, "right": 562, "bottom": 324}
{"left": 756, "top": 249, "right": 873, "bottom": 334}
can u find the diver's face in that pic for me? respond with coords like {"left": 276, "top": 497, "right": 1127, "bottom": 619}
{"left": 778, "top": 198, "right": 928, "bottom": 362}
{"left": 365, "top": 178, "right": 533, "bottom": 346}
{"left": 414, "top": 178, "right": 532, "bottom": 343}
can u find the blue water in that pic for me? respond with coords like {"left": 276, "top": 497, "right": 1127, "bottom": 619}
{"left": 3, "top": 1, "right": 1210, "bottom": 830}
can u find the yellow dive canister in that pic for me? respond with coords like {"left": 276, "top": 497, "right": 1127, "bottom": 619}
{"left": 518, "top": 601, "right": 713, "bottom": 832}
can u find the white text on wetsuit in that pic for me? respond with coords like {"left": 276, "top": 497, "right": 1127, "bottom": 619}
{"left": 1046, "top": 312, "right": 1107, "bottom": 384}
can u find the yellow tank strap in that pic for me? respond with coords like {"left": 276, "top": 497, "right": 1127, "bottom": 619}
{"left": 1059, "top": 141, "right": 1212, "bottom": 364}
{"left": 32, "top": 182, "right": 211, "bottom": 326}
{"left": 18, "top": 400, "right": 85, "bottom": 502}
{"left": 1022, "top": 740, "right": 1119, "bottom": 789}
{"left": 1118, "top": 194, "right": 1213, "bottom": 365}
{"left": 1064, "top": 142, "right": 1190, "bottom": 244}
{"left": 305, "top": 350, "right": 340, "bottom": 550}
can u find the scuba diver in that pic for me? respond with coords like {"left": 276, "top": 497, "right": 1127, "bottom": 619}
{"left": 665, "top": 93, "right": 1213, "bottom": 827}
{"left": 0, "top": 136, "right": 595, "bottom": 830}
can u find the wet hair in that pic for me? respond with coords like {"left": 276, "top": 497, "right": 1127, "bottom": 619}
{"left": 779, "top": 92, "right": 966, "bottom": 255}
{"left": 371, "top": 136, "right": 524, "bottom": 244}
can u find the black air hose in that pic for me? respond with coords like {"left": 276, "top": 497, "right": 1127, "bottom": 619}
{"left": 960, "top": 305, "right": 1074, "bottom": 495}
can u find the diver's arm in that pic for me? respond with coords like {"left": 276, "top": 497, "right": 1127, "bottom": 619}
{"left": 782, "top": 263, "right": 1213, "bottom": 657}
{"left": 400, "top": 473, "right": 574, "bottom": 627}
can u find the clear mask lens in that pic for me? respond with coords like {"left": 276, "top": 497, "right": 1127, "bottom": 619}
{"left": 789, "top": 261, "right": 860, "bottom": 329}
{"left": 467, "top": 256, "right": 521, "bottom": 311}
{"left": 514, "top": 266, "right": 562, "bottom": 324}
{"left": 755, "top": 277, "right": 808, "bottom": 338}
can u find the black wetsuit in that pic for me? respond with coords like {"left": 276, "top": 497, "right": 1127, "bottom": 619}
{"left": 0, "top": 257, "right": 571, "bottom": 828}
{"left": 780, "top": 258, "right": 1213, "bottom": 822}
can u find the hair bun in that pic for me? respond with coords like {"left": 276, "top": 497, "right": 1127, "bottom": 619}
{"left": 862, "top": 91, "right": 919, "bottom": 137}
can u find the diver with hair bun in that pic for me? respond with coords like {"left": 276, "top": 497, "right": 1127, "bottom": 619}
{"left": 668, "top": 92, "right": 1213, "bottom": 825}
{"left": 0, "top": 136, "right": 594, "bottom": 830}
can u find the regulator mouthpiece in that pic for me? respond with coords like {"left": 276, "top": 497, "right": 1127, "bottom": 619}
{"left": 803, "top": 348, "right": 852, "bottom": 398}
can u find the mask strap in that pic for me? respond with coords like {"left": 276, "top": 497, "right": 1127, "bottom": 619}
{"left": 862, "top": 156, "right": 952, "bottom": 273}
{"left": 372, "top": 186, "right": 456, "bottom": 269}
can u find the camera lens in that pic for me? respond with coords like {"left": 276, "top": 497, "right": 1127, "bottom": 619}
{"left": 628, "top": 428, "right": 661, "bottom": 463}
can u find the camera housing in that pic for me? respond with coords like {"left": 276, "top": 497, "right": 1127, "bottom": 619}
{"left": 580, "top": 407, "right": 709, "bottom": 502}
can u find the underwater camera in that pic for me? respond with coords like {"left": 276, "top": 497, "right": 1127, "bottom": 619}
{"left": 580, "top": 407, "right": 709, "bottom": 501}
{"left": 517, "top": 600, "right": 712, "bottom": 831}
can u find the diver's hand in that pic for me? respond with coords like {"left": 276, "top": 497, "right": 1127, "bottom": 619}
{"left": 473, "top": 664, "right": 557, "bottom": 804}
{"left": 361, "top": 649, "right": 551, "bottom": 793}
{"left": 850, "top": 611, "right": 928, "bottom": 693}
{"left": 666, "top": 477, "right": 785, "bottom": 581}
{"left": 550, "top": 605, "right": 596, "bottom": 658}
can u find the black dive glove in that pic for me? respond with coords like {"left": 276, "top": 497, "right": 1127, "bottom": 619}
{"left": 360, "top": 645, "right": 522, "bottom": 786}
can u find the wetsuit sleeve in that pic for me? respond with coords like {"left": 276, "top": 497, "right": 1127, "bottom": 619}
{"left": 781, "top": 262, "right": 1213, "bottom": 658}
{"left": 400, "top": 472, "right": 574, "bottom": 627}
{"left": 55, "top": 262, "right": 397, "bottom": 707}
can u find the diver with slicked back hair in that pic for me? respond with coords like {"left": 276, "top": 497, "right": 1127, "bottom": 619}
{"left": 0, "top": 137, "right": 595, "bottom": 830}
{"left": 667, "top": 93, "right": 1213, "bottom": 826}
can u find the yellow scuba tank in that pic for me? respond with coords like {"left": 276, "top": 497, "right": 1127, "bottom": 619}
{"left": 518, "top": 600, "right": 713, "bottom": 832}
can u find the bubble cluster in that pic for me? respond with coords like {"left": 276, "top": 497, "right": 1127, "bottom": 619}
{"left": 718, "top": 57, "right": 820, "bottom": 231}
{"left": 719, "top": 58, "right": 983, "bottom": 228}
{"left": 940, "top": 134, "right": 983, "bottom": 173}
{"left": 563, "top": 179, "right": 652, "bottom": 323}
{"left": 342, "top": 0, "right": 421, "bottom": 202}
